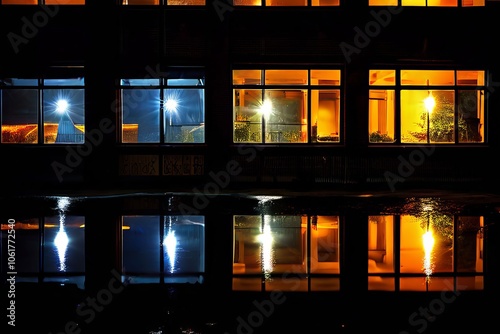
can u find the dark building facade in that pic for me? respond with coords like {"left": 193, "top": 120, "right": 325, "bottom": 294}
{"left": 1, "top": 0, "right": 500, "bottom": 193}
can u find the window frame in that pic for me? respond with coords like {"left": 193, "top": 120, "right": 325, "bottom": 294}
{"left": 118, "top": 67, "right": 206, "bottom": 145}
{"left": 121, "top": 214, "right": 205, "bottom": 284}
{"left": 232, "top": 66, "right": 344, "bottom": 145}
{"left": 368, "top": 0, "right": 485, "bottom": 6}
{"left": 1, "top": 75, "right": 86, "bottom": 145}
{"left": 368, "top": 67, "right": 487, "bottom": 145}
{"left": 0, "top": 0, "right": 85, "bottom": 4}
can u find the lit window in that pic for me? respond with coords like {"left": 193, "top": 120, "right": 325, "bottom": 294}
{"left": 1, "top": 77, "right": 85, "bottom": 144}
{"left": 234, "top": 0, "right": 339, "bottom": 5}
{"left": 1, "top": 0, "right": 84, "bottom": 4}
{"left": 0, "top": 197, "right": 85, "bottom": 288}
{"left": 368, "top": 69, "right": 486, "bottom": 144}
{"left": 122, "top": 215, "right": 205, "bottom": 284}
{"left": 119, "top": 68, "right": 205, "bottom": 144}
{"left": 233, "top": 214, "right": 340, "bottom": 292}
{"left": 233, "top": 68, "right": 341, "bottom": 144}
{"left": 368, "top": 214, "right": 484, "bottom": 291}
{"left": 369, "top": 0, "right": 484, "bottom": 6}
{"left": 121, "top": 0, "right": 205, "bottom": 5}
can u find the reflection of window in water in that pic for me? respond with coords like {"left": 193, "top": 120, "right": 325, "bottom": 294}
{"left": 368, "top": 215, "right": 484, "bottom": 292}
{"left": 0, "top": 213, "right": 85, "bottom": 287}
{"left": 232, "top": 215, "right": 340, "bottom": 292}
{"left": 122, "top": 215, "right": 205, "bottom": 284}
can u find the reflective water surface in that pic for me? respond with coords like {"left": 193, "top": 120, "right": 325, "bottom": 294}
{"left": 1, "top": 191, "right": 499, "bottom": 333}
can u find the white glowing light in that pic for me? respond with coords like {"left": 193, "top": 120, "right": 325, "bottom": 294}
{"left": 57, "top": 197, "right": 71, "bottom": 211}
{"left": 255, "top": 195, "right": 283, "bottom": 203}
{"left": 424, "top": 93, "right": 435, "bottom": 114}
{"left": 55, "top": 228, "right": 69, "bottom": 272}
{"left": 54, "top": 196, "right": 72, "bottom": 272}
{"left": 56, "top": 99, "right": 69, "bottom": 114}
{"left": 258, "top": 217, "right": 274, "bottom": 275}
{"left": 164, "top": 229, "right": 177, "bottom": 273}
{"left": 423, "top": 230, "right": 435, "bottom": 277}
{"left": 260, "top": 100, "right": 273, "bottom": 120}
{"left": 165, "top": 98, "right": 178, "bottom": 113}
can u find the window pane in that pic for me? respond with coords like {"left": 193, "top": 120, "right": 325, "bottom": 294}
{"left": 167, "top": 0, "right": 205, "bottom": 4}
{"left": 44, "top": 78, "right": 85, "bottom": 86}
{"left": 457, "top": 70, "right": 485, "bottom": 86}
{"left": 234, "top": 0, "right": 261, "bottom": 4}
{"left": 369, "top": 0, "right": 397, "bottom": 4}
{"left": 402, "top": 0, "right": 426, "bottom": 5}
{"left": 368, "top": 216, "right": 395, "bottom": 277}
{"left": 122, "top": 216, "right": 160, "bottom": 275}
{"left": 456, "top": 216, "right": 483, "bottom": 273}
{"left": 462, "top": 0, "right": 485, "bottom": 6}
{"left": 45, "top": 0, "right": 85, "bottom": 4}
{"left": 369, "top": 90, "right": 395, "bottom": 143}
{"left": 265, "top": 89, "right": 307, "bottom": 143}
{"left": 163, "top": 216, "right": 205, "bottom": 274}
{"left": 266, "top": 0, "right": 307, "bottom": 5}
{"left": 369, "top": 70, "right": 395, "bottom": 86}
{"left": 401, "top": 70, "right": 454, "bottom": 86}
{"left": 167, "top": 78, "right": 204, "bottom": 86}
{"left": 164, "top": 88, "right": 205, "bottom": 143}
{"left": 310, "top": 70, "right": 340, "bottom": 85}
{"left": 1, "top": 0, "right": 37, "bottom": 4}
{"left": 234, "top": 89, "right": 263, "bottom": 143}
{"left": 0, "top": 78, "right": 38, "bottom": 86}
{"left": 43, "top": 89, "right": 85, "bottom": 144}
{"left": 401, "top": 90, "right": 454, "bottom": 143}
{"left": 399, "top": 214, "right": 456, "bottom": 291}
{"left": 458, "top": 90, "right": 484, "bottom": 143}
{"left": 44, "top": 215, "right": 85, "bottom": 273}
{"left": 1, "top": 89, "right": 38, "bottom": 144}
{"left": 233, "top": 70, "right": 262, "bottom": 85}
{"left": 311, "top": 89, "right": 340, "bottom": 143}
{"left": 122, "top": 89, "right": 160, "bottom": 143}
{"left": 311, "top": 0, "right": 340, "bottom": 5}
{"left": 310, "top": 216, "right": 340, "bottom": 274}
{"left": 428, "top": 0, "right": 457, "bottom": 6}
{"left": 265, "top": 70, "right": 308, "bottom": 85}
{"left": 1, "top": 218, "right": 39, "bottom": 275}
{"left": 120, "top": 79, "right": 159, "bottom": 86}
{"left": 123, "top": 0, "right": 160, "bottom": 4}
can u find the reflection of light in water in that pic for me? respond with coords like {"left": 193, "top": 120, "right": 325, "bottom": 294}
{"left": 54, "top": 197, "right": 72, "bottom": 272}
{"left": 257, "top": 216, "right": 274, "bottom": 277}
{"left": 423, "top": 230, "right": 435, "bottom": 277}
{"left": 163, "top": 216, "right": 177, "bottom": 273}
{"left": 255, "top": 196, "right": 283, "bottom": 203}
{"left": 57, "top": 197, "right": 71, "bottom": 212}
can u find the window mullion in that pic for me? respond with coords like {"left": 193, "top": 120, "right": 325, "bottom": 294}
{"left": 38, "top": 80, "right": 43, "bottom": 145}
{"left": 454, "top": 88, "right": 459, "bottom": 143}
{"left": 159, "top": 82, "right": 165, "bottom": 143}
{"left": 395, "top": 70, "right": 401, "bottom": 144}
{"left": 261, "top": 69, "right": 266, "bottom": 143}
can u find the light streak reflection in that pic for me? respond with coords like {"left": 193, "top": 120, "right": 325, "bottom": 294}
{"left": 54, "top": 197, "right": 71, "bottom": 272}
{"left": 164, "top": 216, "right": 177, "bottom": 273}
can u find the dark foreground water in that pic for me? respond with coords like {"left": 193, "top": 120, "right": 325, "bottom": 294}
{"left": 2, "top": 189, "right": 499, "bottom": 334}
